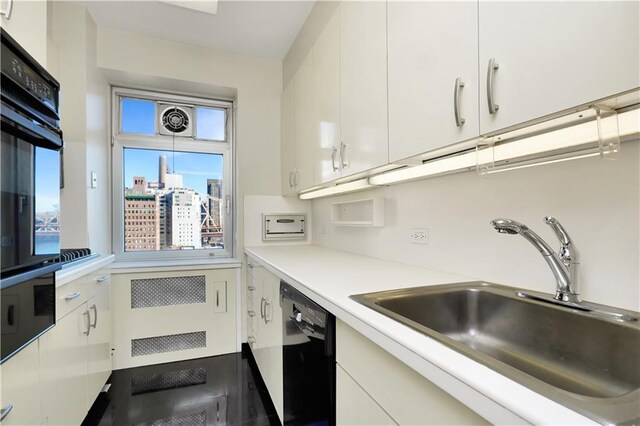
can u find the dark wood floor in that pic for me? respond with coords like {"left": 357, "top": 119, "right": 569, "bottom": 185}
{"left": 82, "top": 349, "right": 279, "bottom": 426}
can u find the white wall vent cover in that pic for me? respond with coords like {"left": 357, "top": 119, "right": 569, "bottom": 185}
{"left": 158, "top": 104, "right": 193, "bottom": 137}
{"left": 131, "top": 276, "right": 206, "bottom": 308}
{"left": 131, "top": 331, "right": 206, "bottom": 357}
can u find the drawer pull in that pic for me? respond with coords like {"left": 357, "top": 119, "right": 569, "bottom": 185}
{"left": 248, "top": 336, "right": 256, "bottom": 344}
{"left": 248, "top": 310, "right": 256, "bottom": 317}
{"left": 83, "top": 310, "right": 91, "bottom": 336}
{"left": 248, "top": 286, "right": 256, "bottom": 291}
{"left": 64, "top": 291, "right": 81, "bottom": 301}
{"left": 0, "top": 403, "right": 14, "bottom": 421}
{"left": 96, "top": 275, "right": 109, "bottom": 283}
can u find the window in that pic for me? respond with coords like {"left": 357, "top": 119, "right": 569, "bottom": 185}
{"left": 112, "top": 87, "right": 234, "bottom": 260}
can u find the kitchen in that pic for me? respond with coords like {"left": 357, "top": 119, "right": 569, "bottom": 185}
{"left": 0, "top": 0, "right": 638, "bottom": 425}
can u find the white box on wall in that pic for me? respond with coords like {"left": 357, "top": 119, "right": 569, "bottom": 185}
{"left": 244, "top": 196, "right": 312, "bottom": 247}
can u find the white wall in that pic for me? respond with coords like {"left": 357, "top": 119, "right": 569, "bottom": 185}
{"left": 0, "top": 0, "right": 48, "bottom": 66}
{"left": 48, "top": 3, "right": 111, "bottom": 256}
{"left": 96, "top": 27, "right": 283, "bottom": 258}
{"left": 312, "top": 141, "right": 640, "bottom": 311}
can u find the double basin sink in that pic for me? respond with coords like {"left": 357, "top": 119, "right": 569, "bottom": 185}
{"left": 351, "top": 282, "right": 640, "bottom": 424}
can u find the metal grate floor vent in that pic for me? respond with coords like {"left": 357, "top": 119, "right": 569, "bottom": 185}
{"left": 131, "top": 367, "right": 206, "bottom": 395}
{"left": 131, "top": 331, "right": 206, "bottom": 357}
{"left": 131, "top": 276, "right": 206, "bottom": 309}
{"left": 135, "top": 410, "right": 206, "bottom": 426}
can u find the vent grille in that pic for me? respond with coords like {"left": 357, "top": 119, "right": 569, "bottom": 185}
{"left": 131, "top": 367, "right": 206, "bottom": 395}
{"left": 132, "top": 332, "right": 206, "bottom": 357}
{"left": 131, "top": 276, "right": 206, "bottom": 309}
{"left": 136, "top": 410, "right": 206, "bottom": 426}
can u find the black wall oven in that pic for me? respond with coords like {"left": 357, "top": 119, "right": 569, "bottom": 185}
{"left": 1, "top": 29, "right": 62, "bottom": 362}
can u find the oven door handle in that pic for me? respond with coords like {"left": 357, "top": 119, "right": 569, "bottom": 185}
{"left": 1, "top": 103, "right": 63, "bottom": 150}
{"left": 0, "top": 263, "right": 61, "bottom": 290}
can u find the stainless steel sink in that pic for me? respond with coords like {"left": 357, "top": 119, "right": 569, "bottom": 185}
{"left": 351, "top": 282, "right": 640, "bottom": 424}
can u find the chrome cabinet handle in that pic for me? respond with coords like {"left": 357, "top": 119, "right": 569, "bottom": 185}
{"left": 96, "top": 275, "right": 109, "bottom": 283}
{"left": 263, "top": 300, "right": 271, "bottom": 324}
{"left": 247, "top": 285, "right": 256, "bottom": 291}
{"left": 288, "top": 171, "right": 294, "bottom": 188}
{"left": 248, "top": 336, "right": 256, "bottom": 344}
{"left": 454, "top": 77, "right": 466, "bottom": 127}
{"left": 331, "top": 147, "right": 339, "bottom": 172}
{"left": 340, "top": 142, "right": 348, "bottom": 169}
{"left": 487, "top": 58, "right": 500, "bottom": 114}
{"left": 294, "top": 169, "right": 299, "bottom": 186}
{"left": 248, "top": 310, "right": 256, "bottom": 317}
{"left": 90, "top": 304, "right": 97, "bottom": 329}
{"left": 260, "top": 297, "right": 266, "bottom": 319}
{"left": 83, "top": 310, "right": 91, "bottom": 336}
{"left": 65, "top": 291, "right": 81, "bottom": 301}
{"left": 1, "top": 403, "right": 14, "bottom": 421}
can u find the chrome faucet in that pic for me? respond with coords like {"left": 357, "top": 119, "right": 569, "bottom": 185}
{"left": 491, "top": 217, "right": 580, "bottom": 303}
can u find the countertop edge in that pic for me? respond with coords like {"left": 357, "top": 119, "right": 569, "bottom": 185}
{"left": 244, "top": 246, "right": 596, "bottom": 426}
{"left": 56, "top": 254, "right": 115, "bottom": 287}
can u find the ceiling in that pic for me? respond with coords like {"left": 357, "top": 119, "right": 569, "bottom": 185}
{"left": 82, "top": 0, "right": 315, "bottom": 61}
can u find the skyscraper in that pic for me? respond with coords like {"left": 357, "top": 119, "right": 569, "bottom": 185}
{"left": 206, "top": 178, "right": 222, "bottom": 231}
{"left": 124, "top": 177, "right": 160, "bottom": 251}
{"left": 165, "top": 189, "right": 202, "bottom": 249}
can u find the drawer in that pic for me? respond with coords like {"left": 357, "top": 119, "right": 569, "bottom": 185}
{"left": 88, "top": 270, "right": 110, "bottom": 297}
{"left": 0, "top": 341, "right": 40, "bottom": 426}
{"left": 56, "top": 277, "right": 90, "bottom": 320}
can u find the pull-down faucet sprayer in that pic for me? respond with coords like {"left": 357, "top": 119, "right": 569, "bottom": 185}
{"left": 491, "top": 217, "right": 580, "bottom": 303}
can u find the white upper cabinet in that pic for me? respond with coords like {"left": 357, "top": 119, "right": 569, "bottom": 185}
{"left": 479, "top": 0, "right": 640, "bottom": 134}
{"left": 281, "top": 81, "right": 296, "bottom": 196}
{"left": 294, "top": 51, "right": 317, "bottom": 191}
{"left": 340, "top": 0, "right": 389, "bottom": 176}
{"left": 313, "top": 7, "right": 342, "bottom": 185}
{"left": 388, "top": 1, "right": 479, "bottom": 162}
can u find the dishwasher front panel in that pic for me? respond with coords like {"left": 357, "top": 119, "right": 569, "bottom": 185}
{"left": 281, "top": 281, "right": 335, "bottom": 426}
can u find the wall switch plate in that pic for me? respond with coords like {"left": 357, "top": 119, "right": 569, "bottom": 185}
{"left": 90, "top": 171, "right": 97, "bottom": 188}
{"left": 410, "top": 228, "right": 429, "bottom": 245}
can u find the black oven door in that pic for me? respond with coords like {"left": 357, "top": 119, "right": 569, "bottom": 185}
{"left": 1, "top": 263, "right": 58, "bottom": 363}
{"left": 1, "top": 102, "right": 61, "bottom": 276}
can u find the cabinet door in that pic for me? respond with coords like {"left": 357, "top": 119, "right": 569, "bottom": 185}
{"left": 260, "top": 270, "right": 283, "bottom": 422}
{"left": 86, "top": 287, "right": 111, "bottom": 408}
{"left": 294, "top": 51, "right": 317, "bottom": 191}
{"left": 281, "top": 81, "right": 297, "bottom": 196}
{"left": 40, "top": 304, "right": 89, "bottom": 426}
{"left": 388, "top": 1, "right": 479, "bottom": 162}
{"left": 340, "top": 0, "right": 388, "bottom": 176}
{"left": 313, "top": 6, "right": 342, "bottom": 185}
{"left": 0, "top": 341, "right": 40, "bottom": 426}
{"left": 337, "top": 365, "right": 396, "bottom": 426}
{"left": 479, "top": 1, "right": 640, "bottom": 134}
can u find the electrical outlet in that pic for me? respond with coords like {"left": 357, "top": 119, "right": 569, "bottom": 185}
{"left": 410, "top": 228, "right": 429, "bottom": 245}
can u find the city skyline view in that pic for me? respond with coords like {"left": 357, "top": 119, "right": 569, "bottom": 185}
{"left": 123, "top": 148, "right": 224, "bottom": 252}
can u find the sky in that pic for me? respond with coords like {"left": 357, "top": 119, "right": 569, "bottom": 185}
{"left": 124, "top": 148, "right": 223, "bottom": 196}
{"left": 121, "top": 97, "right": 224, "bottom": 196}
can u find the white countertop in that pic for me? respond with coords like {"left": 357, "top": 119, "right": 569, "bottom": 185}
{"left": 56, "top": 254, "right": 115, "bottom": 287}
{"left": 245, "top": 245, "right": 595, "bottom": 425}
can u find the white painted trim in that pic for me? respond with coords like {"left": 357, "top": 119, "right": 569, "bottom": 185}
{"left": 56, "top": 255, "right": 115, "bottom": 287}
{"left": 110, "top": 86, "right": 235, "bottom": 262}
{"left": 110, "top": 258, "right": 241, "bottom": 275}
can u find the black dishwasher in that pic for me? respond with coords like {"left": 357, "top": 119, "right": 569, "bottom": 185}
{"left": 281, "top": 281, "right": 335, "bottom": 426}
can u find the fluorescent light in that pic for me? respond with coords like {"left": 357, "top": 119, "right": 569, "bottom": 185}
{"left": 369, "top": 107, "right": 640, "bottom": 186}
{"left": 299, "top": 179, "right": 377, "bottom": 200}
{"left": 484, "top": 152, "right": 600, "bottom": 174}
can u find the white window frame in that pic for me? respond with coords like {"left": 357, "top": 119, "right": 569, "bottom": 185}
{"left": 111, "top": 86, "right": 235, "bottom": 261}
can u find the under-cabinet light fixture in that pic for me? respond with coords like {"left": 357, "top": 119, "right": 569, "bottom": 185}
{"left": 298, "top": 178, "right": 377, "bottom": 200}
{"left": 369, "top": 107, "right": 640, "bottom": 186}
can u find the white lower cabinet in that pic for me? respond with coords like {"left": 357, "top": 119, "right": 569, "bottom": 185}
{"left": 0, "top": 341, "right": 42, "bottom": 426}
{"left": 246, "top": 258, "right": 283, "bottom": 423}
{"left": 337, "top": 365, "right": 396, "bottom": 426}
{"left": 40, "top": 272, "right": 111, "bottom": 426}
{"left": 336, "top": 320, "right": 489, "bottom": 425}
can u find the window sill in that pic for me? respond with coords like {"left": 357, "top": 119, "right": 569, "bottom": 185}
{"left": 109, "top": 257, "right": 242, "bottom": 274}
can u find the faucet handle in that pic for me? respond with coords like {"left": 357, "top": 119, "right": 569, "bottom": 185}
{"left": 543, "top": 217, "right": 578, "bottom": 265}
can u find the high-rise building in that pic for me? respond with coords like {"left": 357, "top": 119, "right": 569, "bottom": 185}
{"left": 159, "top": 155, "right": 168, "bottom": 188}
{"left": 205, "top": 178, "right": 222, "bottom": 230}
{"left": 165, "top": 189, "right": 202, "bottom": 249}
{"left": 123, "top": 193, "right": 160, "bottom": 251}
